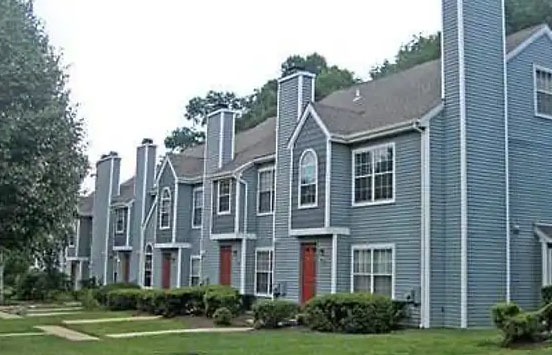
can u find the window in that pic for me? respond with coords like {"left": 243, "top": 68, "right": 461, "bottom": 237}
{"left": 351, "top": 245, "right": 394, "bottom": 298}
{"left": 68, "top": 220, "right": 77, "bottom": 247}
{"left": 190, "top": 256, "right": 201, "bottom": 286}
{"left": 255, "top": 249, "right": 273, "bottom": 296}
{"left": 299, "top": 150, "right": 317, "bottom": 207}
{"left": 353, "top": 144, "right": 394, "bottom": 205}
{"left": 218, "top": 179, "right": 231, "bottom": 214}
{"left": 115, "top": 208, "right": 126, "bottom": 234}
{"left": 159, "top": 187, "right": 171, "bottom": 229}
{"left": 192, "top": 187, "right": 203, "bottom": 228}
{"left": 144, "top": 244, "right": 153, "bottom": 287}
{"left": 258, "top": 168, "right": 275, "bottom": 214}
{"left": 535, "top": 67, "right": 552, "bottom": 118}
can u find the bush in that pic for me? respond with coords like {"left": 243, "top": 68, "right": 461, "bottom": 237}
{"left": 16, "top": 269, "right": 71, "bottom": 301}
{"left": 213, "top": 307, "right": 233, "bottom": 326}
{"left": 253, "top": 299, "right": 299, "bottom": 329}
{"left": 164, "top": 287, "right": 208, "bottom": 317}
{"left": 137, "top": 289, "right": 162, "bottom": 314}
{"left": 79, "top": 289, "right": 101, "bottom": 310}
{"left": 491, "top": 302, "right": 522, "bottom": 330}
{"left": 303, "top": 293, "right": 402, "bottom": 334}
{"left": 107, "top": 289, "right": 142, "bottom": 311}
{"left": 502, "top": 312, "right": 541, "bottom": 345}
{"left": 204, "top": 286, "right": 241, "bottom": 317}
{"left": 543, "top": 286, "right": 552, "bottom": 305}
{"left": 94, "top": 283, "right": 140, "bottom": 306}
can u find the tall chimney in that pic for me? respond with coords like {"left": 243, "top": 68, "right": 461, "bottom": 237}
{"left": 205, "top": 104, "right": 237, "bottom": 173}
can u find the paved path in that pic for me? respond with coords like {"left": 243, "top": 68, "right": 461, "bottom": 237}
{"left": 0, "top": 311, "right": 22, "bottom": 319}
{"left": 0, "top": 332, "right": 44, "bottom": 338}
{"left": 106, "top": 327, "right": 254, "bottom": 338}
{"left": 28, "top": 307, "right": 83, "bottom": 313}
{"left": 63, "top": 316, "right": 161, "bottom": 325}
{"left": 27, "top": 311, "right": 82, "bottom": 317}
{"left": 35, "top": 325, "right": 99, "bottom": 341}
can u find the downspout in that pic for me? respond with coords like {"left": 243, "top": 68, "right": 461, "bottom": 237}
{"left": 235, "top": 171, "right": 249, "bottom": 295}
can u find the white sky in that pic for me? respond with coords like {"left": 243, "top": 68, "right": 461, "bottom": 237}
{"left": 33, "top": 0, "right": 441, "bottom": 191}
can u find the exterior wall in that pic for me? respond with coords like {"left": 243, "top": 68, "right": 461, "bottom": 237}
{"left": 291, "top": 114, "right": 326, "bottom": 229}
{"left": 221, "top": 111, "right": 235, "bottom": 166}
{"left": 176, "top": 183, "right": 192, "bottom": 244}
{"left": 330, "top": 143, "right": 351, "bottom": 228}
{"left": 156, "top": 163, "right": 176, "bottom": 244}
{"left": 78, "top": 216, "right": 92, "bottom": 257}
{"left": 508, "top": 34, "right": 552, "bottom": 311}
{"left": 211, "top": 179, "right": 236, "bottom": 234}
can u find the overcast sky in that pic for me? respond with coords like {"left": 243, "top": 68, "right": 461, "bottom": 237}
{"left": 33, "top": 0, "right": 441, "bottom": 191}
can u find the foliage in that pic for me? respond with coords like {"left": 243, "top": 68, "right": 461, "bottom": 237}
{"left": 80, "top": 277, "right": 100, "bottom": 290}
{"left": 15, "top": 269, "right": 71, "bottom": 301}
{"left": 213, "top": 307, "right": 233, "bottom": 326}
{"left": 163, "top": 126, "right": 205, "bottom": 153}
{"left": 0, "top": 0, "right": 88, "bottom": 254}
{"left": 505, "top": 0, "right": 552, "bottom": 34}
{"left": 93, "top": 282, "right": 140, "bottom": 306}
{"left": 252, "top": 299, "right": 299, "bottom": 329}
{"left": 542, "top": 285, "right": 552, "bottom": 305}
{"left": 2, "top": 250, "right": 32, "bottom": 287}
{"left": 502, "top": 312, "right": 541, "bottom": 346}
{"left": 303, "top": 293, "right": 403, "bottom": 334}
{"left": 203, "top": 286, "right": 241, "bottom": 317}
{"left": 107, "top": 289, "right": 142, "bottom": 311}
{"left": 535, "top": 301, "right": 552, "bottom": 332}
{"left": 78, "top": 289, "right": 101, "bottom": 310}
{"left": 164, "top": 287, "right": 207, "bottom": 317}
{"left": 136, "top": 289, "right": 165, "bottom": 314}
{"left": 491, "top": 302, "right": 522, "bottom": 330}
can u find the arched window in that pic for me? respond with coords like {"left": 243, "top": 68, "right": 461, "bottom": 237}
{"left": 299, "top": 149, "right": 318, "bottom": 207}
{"left": 144, "top": 244, "right": 153, "bottom": 287}
{"left": 159, "top": 187, "right": 171, "bottom": 229}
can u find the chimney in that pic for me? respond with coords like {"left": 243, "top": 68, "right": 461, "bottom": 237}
{"left": 442, "top": 0, "right": 507, "bottom": 327}
{"left": 204, "top": 104, "right": 237, "bottom": 174}
{"left": 90, "top": 152, "right": 121, "bottom": 286}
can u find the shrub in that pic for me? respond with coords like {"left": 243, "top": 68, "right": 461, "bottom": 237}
{"left": 213, "top": 307, "right": 233, "bottom": 326}
{"left": 491, "top": 302, "right": 522, "bottom": 330}
{"left": 502, "top": 312, "right": 541, "bottom": 345}
{"left": 79, "top": 289, "right": 101, "bottom": 310}
{"left": 94, "top": 283, "right": 140, "bottom": 306}
{"left": 204, "top": 286, "right": 241, "bottom": 317}
{"left": 137, "top": 289, "right": 162, "bottom": 314}
{"left": 303, "top": 293, "right": 401, "bottom": 334}
{"left": 107, "top": 289, "right": 142, "bottom": 311}
{"left": 535, "top": 302, "right": 552, "bottom": 332}
{"left": 164, "top": 287, "right": 209, "bottom": 317}
{"left": 16, "top": 270, "right": 71, "bottom": 301}
{"left": 253, "top": 299, "right": 299, "bottom": 329}
{"left": 543, "top": 285, "right": 552, "bottom": 305}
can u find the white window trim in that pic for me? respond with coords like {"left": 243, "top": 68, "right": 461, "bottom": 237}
{"left": 115, "top": 208, "right": 125, "bottom": 234}
{"left": 143, "top": 243, "right": 154, "bottom": 288}
{"left": 189, "top": 255, "right": 201, "bottom": 286}
{"left": 298, "top": 149, "right": 318, "bottom": 209}
{"left": 217, "top": 179, "right": 232, "bottom": 215}
{"left": 159, "top": 187, "right": 172, "bottom": 230}
{"left": 351, "top": 142, "right": 396, "bottom": 207}
{"left": 533, "top": 64, "right": 552, "bottom": 120}
{"left": 350, "top": 243, "right": 395, "bottom": 299}
{"left": 192, "top": 186, "right": 203, "bottom": 229}
{"left": 257, "top": 166, "right": 275, "bottom": 216}
{"left": 254, "top": 247, "right": 274, "bottom": 297}
{"left": 69, "top": 220, "right": 78, "bottom": 247}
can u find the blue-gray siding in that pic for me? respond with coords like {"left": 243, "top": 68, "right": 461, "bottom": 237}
{"left": 156, "top": 163, "right": 175, "bottom": 244}
{"left": 212, "top": 179, "right": 236, "bottom": 234}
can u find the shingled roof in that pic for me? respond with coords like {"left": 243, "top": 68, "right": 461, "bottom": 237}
{"left": 112, "top": 177, "right": 135, "bottom": 204}
{"left": 77, "top": 193, "right": 94, "bottom": 217}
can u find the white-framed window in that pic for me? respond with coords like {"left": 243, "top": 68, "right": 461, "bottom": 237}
{"left": 159, "top": 187, "right": 171, "bottom": 229}
{"left": 298, "top": 149, "right": 317, "bottom": 208}
{"left": 115, "top": 208, "right": 126, "bottom": 234}
{"left": 68, "top": 220, "right": 78, "bottom": 247}
{"left": 352, "top": 143, "right": 395, "bottom": 206}
{"left": 217, "top": 179, "right": 231, "bottom": 215}
{"left": 190, "top": 256, "right": 201, "bottom": 286}
{"left": 255, "top": 248, "right": 273, "bottom": 296}
{"left": 257, "top": 167, "right": 275, "bottom": 215}
{"left": 192, "top": 187, "right": 203, "bottom": 228}
{"left": 535, "top": 66, "right": 552, "bottom": 118}
{"left": 351, "top": 244, "right": 395, "bottom": 298}
{"left": 144, "top": 244, "right": 153, "bottom": 287}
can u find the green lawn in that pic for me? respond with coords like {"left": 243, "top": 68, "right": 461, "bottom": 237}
{"left": 0, "top": 326, "right": 550, "bottom": 354}
{"left": 66, "top": 318, "right": 187, "bottom": 337}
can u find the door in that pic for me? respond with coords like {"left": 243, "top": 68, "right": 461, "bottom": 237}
{"left": 220, "top": 246, "right": 232, "bottom": 286}
{"left": 162, "top": 252, "right": 172, "bottom": 289}
{"left": 122, "top": 253, "right": 130, "bottom": 283}
{"left": 301, "top": 243, "right": 317, "bottom": 304}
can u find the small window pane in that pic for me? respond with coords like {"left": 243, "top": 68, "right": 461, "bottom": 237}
{"left": 353, "top": 275, "right": 371, "bottom": 292}
{"left": 536, "top": 69, "right": 552, "bottom": 117}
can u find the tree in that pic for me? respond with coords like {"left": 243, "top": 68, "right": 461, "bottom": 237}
{"left": 184, "top": 91, "right": 245, "bottom": 126}
{"left": 0, "top": 0, "right": 88, "bottom": 300}
{"left": 164, "top": 126, "right": 205, "bottom": 152}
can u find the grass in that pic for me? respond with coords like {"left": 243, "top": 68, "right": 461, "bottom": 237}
{"left": 66, "top": 318, "right": 187, "bottom": 336}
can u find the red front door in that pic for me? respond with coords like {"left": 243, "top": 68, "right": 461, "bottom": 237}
{"left": 301, "top": 243, "right": 317, "bottom": 304}
{"left": 220, "top": 246, "right": 232, "bottom": 286}
{"left": 162, "top": 252, "right": 171, "bottom": 289}
{"left": 122, "top": 253, "right": 130, "bottom": 283}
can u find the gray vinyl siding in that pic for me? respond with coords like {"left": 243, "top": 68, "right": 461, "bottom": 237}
{"left": 349, "top": 132, "right": 421, "bottom": 325}
{"left": 221, "top": 111, "right": 235, "bottom": 166}
{"left": 90, "top": 156, "right": 120, "bottom": 285}
{"left": 429, "top": 112, "right": 447, "bottom": 327}
{"left": 330, "top": 143, "right": 350, "bottom": 227}
{"left": 212, "top": 179, "right": 236, "bottom": 234}
{"left": 508, "top": 34, "right": 552, "bottom": 311}
{"left": 201, "top": 178, "right": 217, "bottom": 285}
{"left": 78, "top": 217, "right": 92, "bottom": 257}
{"left": 156, "top": 164, "right": 175, "bottom": 244}
{"left": 274, "top": 73, "right": 314, "bottom": 302}
{"left": 112, "top": 207, "right": 128, "bottom": 247}
{"left": 176, "top": 184, "right": 192, "bottom": 244}
{"left": 205, "top": 114, "right": 221, "bottom": 173}
{"left": 291, "top": 114, "right": 326, "bottom": 229}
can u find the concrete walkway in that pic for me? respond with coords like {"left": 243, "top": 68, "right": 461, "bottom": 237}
{"left": 27, "top": 311, "right": 82, "bottom": 318}
{"left": 0, "top": 311, "right": 22, "bottom": 319}
{"left": 63, "top": 316, "right": 161, "bottom": 325}
{"left": 106, "top": 327, "right": 254, "bottom": 338}
{"left": 28, "top": 307, "right": 83, "bottom": 313}
{"left": 0, "top": 332, "right": 44, "bottom": 338}
{"left": 35, "top": 325, "right": 99, "bottom": 341}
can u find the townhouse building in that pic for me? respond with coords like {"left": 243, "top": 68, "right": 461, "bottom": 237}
{"left": 66, "top": 0, "right": 552, "bottom": 327}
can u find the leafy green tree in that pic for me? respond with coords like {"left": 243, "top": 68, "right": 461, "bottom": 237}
{"left": 0, "top": 0, "right": 88, "bottom": 296}
{"left": 164, "top": 126, "right": 205, "bottom": 152}
{"left": 506, "top": 0, "right": 552, "bottom": 33}
{"left": 184, "top": 91, "right": 245, "bottom": 126}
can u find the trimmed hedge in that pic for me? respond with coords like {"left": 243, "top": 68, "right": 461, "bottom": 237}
{"left": 491, "top": 302, "right": 521, "bottom": 330}
{"left": 253, "top": 299, "right": 299, "bottom": 329}
{"left": 492, "top": 302, "right": 545, "bottom": 346}
{"left": 213, "top": 307, "right": 233, "bottom": 326}
{"left": 303, "top": 293, "right": 403, "bottom": 334}
{"left": 107, "top": 289, "right": 142, "bottom": 311}
{"left": 137, "top": 289, "right": 165, "bottom": 314}
{"left": 94, "top": 283, "right": 140, "bottom": 306}
{"left": 204, "top": 286, "right": 241, "bottom": 317}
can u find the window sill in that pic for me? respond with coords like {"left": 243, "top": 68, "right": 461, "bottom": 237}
{"left": 257, "top": 211, "right": 274, "bottom": 217}
{"left": 298, "top": 203, "right": 318, "bottom": 210}
{"left": 191, "top": 225, "right": 202, "bottom": 230}
{"left": 217, "top": 211, "right": 231, "bottom": 216}
{"left": 536, "top": 112, "right": 552, "bottom": 120}
{"left": 352, "top": 199, "right": 395, "bottom": 208}
{"left": 254, "top": 293, "right": 273, "bottom": 298}
{"left": 159, "top": 226, "right": 171, "bottom": 230}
